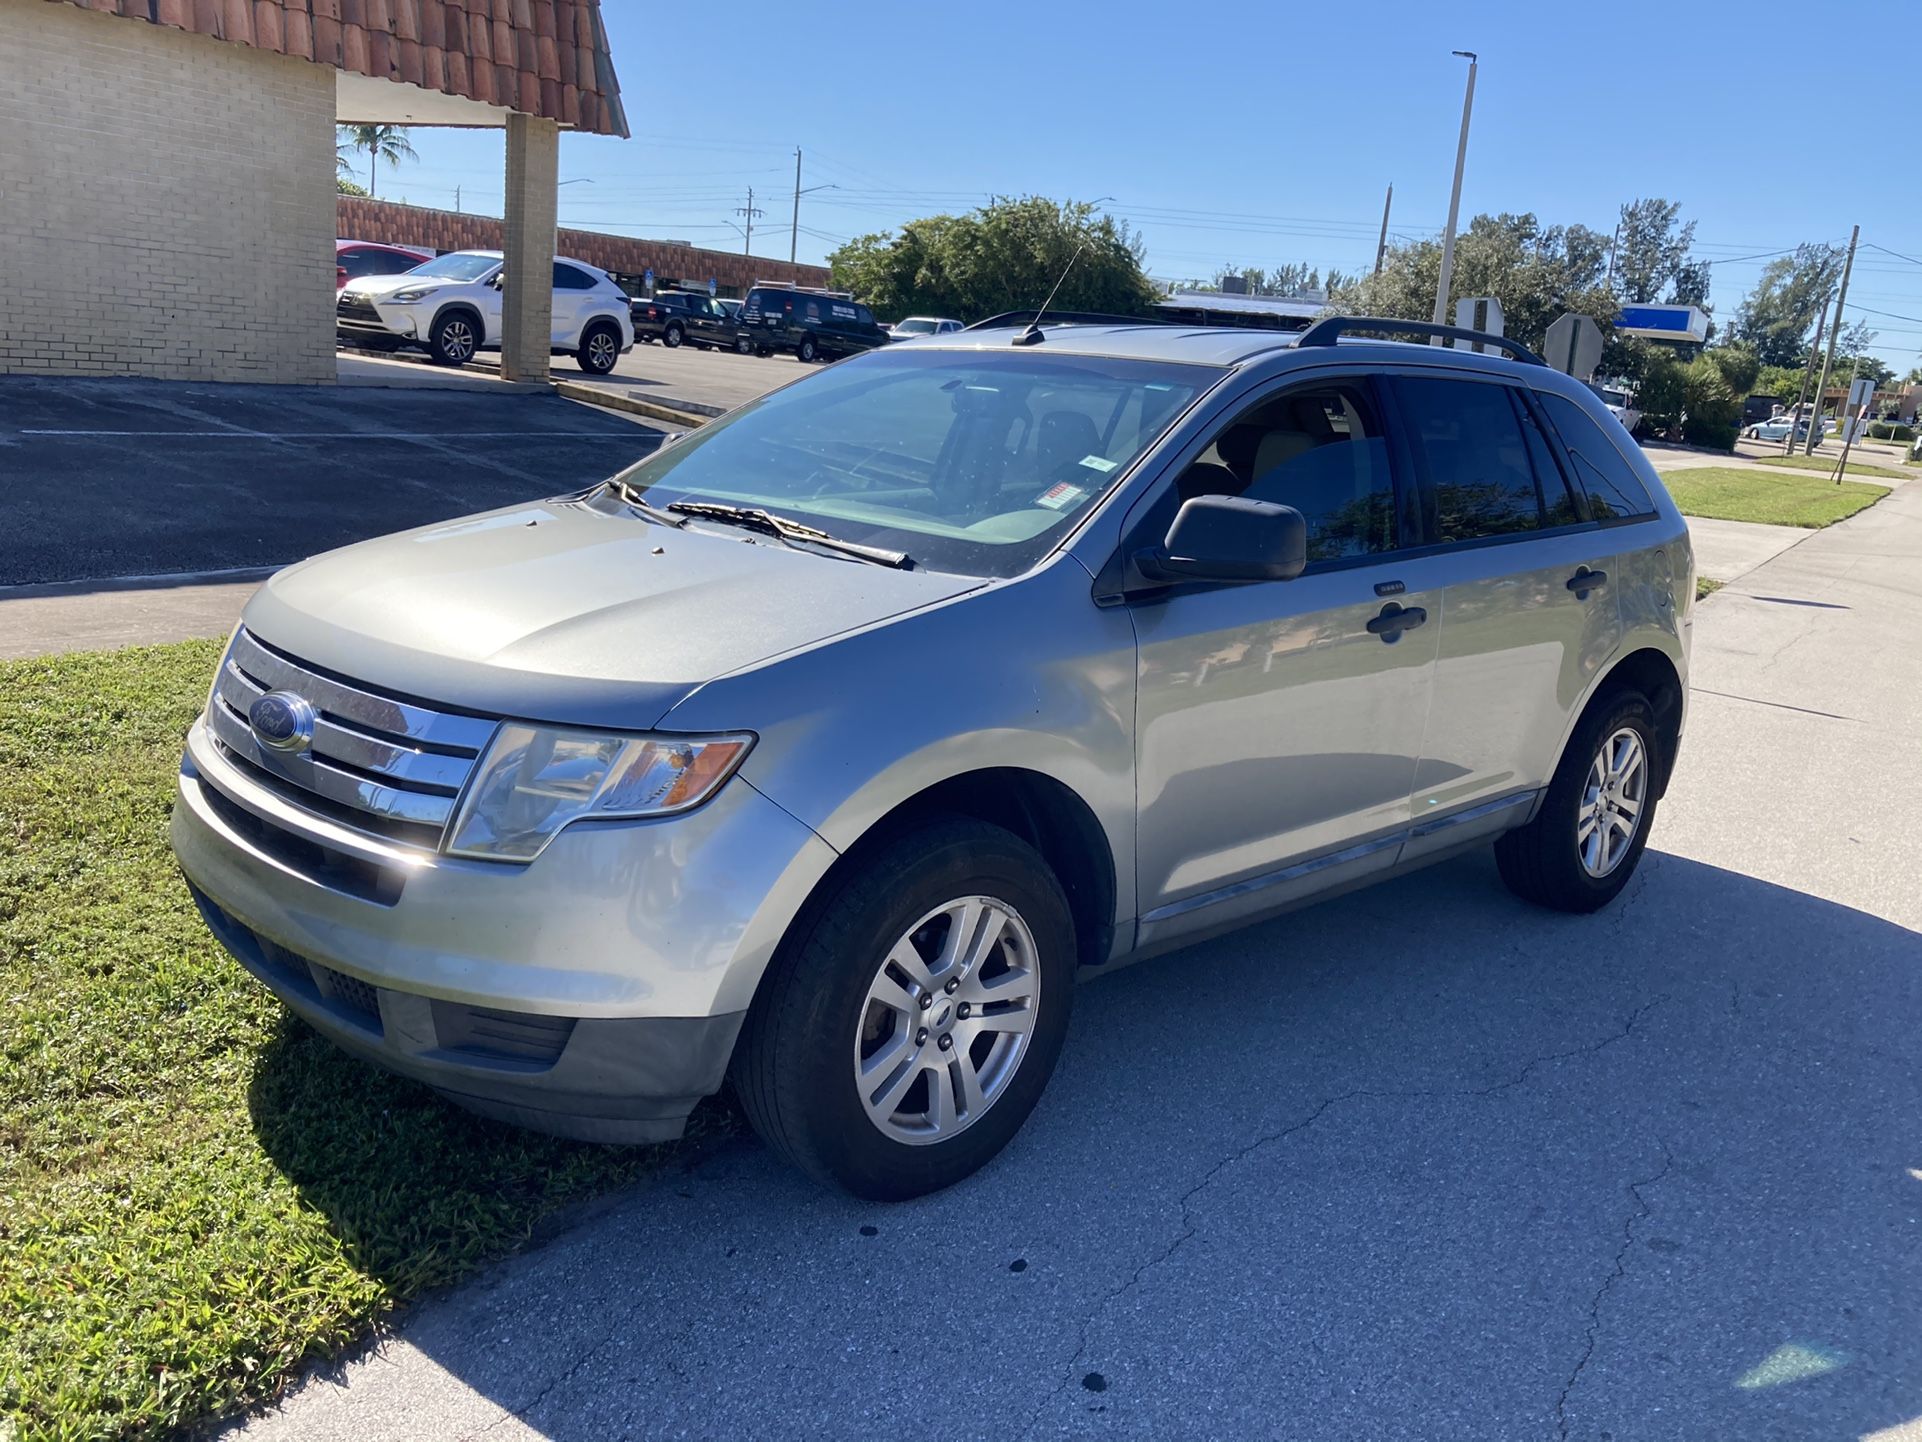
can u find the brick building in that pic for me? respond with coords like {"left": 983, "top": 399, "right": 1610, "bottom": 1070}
{"left": 0, "top": 0, "right": 626, "bottom": 384}
{"left": 339, "top": 197, "right": 832, "bottom": 298}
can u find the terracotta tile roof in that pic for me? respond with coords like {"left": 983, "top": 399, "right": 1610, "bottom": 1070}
{"left": 49, "top": 0, "right": 628, "bottom": 138}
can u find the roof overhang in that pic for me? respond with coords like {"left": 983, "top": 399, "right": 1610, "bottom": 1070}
{"left": 336, "top": 71, "right": 517, "bottom": 128}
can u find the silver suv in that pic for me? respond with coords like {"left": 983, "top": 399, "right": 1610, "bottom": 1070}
{"left": 172, "top": 316, "right": 1692, "bottom": 1199}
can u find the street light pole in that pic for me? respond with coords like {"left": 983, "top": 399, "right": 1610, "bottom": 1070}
{"left": 1431, "top": 50, "right": 1477, "bottom": 339}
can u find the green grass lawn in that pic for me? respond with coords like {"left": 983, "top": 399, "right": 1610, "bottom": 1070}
{"left": 0, "top": 642, "right": 695, "bottom": 1440}
{"left": 1695, "top": 576, "right": 1725, "bottom": 600}
{"left": 1663, "top": 467, "right": 1891, "bottom": 528}
{"left": 1750, "top": 452, "right": 1913, "bottom": 481}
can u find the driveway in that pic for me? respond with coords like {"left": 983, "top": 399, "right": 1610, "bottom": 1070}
{"left": 0, "top": 377, "right": 660, "bottom": 587}
{"left": 231, "top": 482, "right": 1922, "bottom": 1441}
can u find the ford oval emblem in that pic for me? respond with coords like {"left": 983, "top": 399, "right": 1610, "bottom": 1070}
{"left": 248, "top": 690, "right": 317, "bottom": 753}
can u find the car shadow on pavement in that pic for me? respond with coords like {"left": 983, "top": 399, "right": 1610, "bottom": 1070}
{"left": 245, "top": 847, "right": 1922, "bottom": 1442}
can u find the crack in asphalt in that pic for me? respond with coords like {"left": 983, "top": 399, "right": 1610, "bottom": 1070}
{"left": 1025, "top": 995, "right": 1669, "bottom": 1433}
{"left": 1554, "top": 1140, "right": 1675, "bottom": 1441}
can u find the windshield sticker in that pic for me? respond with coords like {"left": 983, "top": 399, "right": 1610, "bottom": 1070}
{"left": 1078, "top": 455, "right": 1118, "bottom": 473}
{"left": 1036, "top": 482, "right": 1088, "bottom": 511}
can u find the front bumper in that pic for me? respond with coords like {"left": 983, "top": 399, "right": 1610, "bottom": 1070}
{"left": 172, "top": 717, "right": 837, "bottom": 1141}
{"left": 335, "top": 294, "right": 416, "bottom": 343}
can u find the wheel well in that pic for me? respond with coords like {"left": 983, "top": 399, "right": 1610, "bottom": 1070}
{"left": 431, "top": 303, "right": 483, "bottom": 336}
{"left": 1591, "top": 647, "right": 1684, "bottom": 796}
{"left": 826, "top": 770, "right": 1116, "bottom": 971}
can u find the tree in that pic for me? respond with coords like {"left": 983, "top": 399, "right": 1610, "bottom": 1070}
{"left": 1906, "top": 365, "right": 1922, "bottom": 386}
{"left": 340, "top": 124, "right": 417, "bottom": 199}
{"left": 1332, "top": 212, "right": 1617, "bottom": 353}
{"left": 1613, "top": 198, "right": 1708, "bottom": 306}
{"left": 337, "top": 177, "right": 370, "bottom": 197}
{"left": 1729, "top": 243, "right": 1847, "bottom": 367}
{"left": 828, "top": 197, "right": 1160, "bottom": 322}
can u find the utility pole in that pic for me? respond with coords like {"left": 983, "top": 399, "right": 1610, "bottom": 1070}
{"left": 1604, "top": 221, "right": 1620, "bottom": 291}
{"left": 454, "top": 184, "right": 461, "bottom": 212}
{"left": 1831, "top": 351, "right": 1866, "bottom": 484}
{"left": 736, "top": 188, "right": 764, "bottom": 257}
{"left": 1784, "top": 291, "right": 1830, "bottom": 455}
{"left": 1374, "top": 183, "right": 1393, "bottom": 275}
{"left": 1805, "top": 224, "right": 1858, "bottom": 455}
{"left": 1431, "top": 51, "right": 1477, "bottom": 339}
{"left": 791, "top": 149, "right": 802, "bottom": 264}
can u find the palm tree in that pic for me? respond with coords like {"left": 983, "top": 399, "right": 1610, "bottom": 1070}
{"left": 342, "top": 125, "right": 418, "bottom": 199}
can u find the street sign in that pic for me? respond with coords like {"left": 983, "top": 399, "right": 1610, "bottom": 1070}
{"left": 708, "top": 277, "right": 717, "bottom": 297}
{"left": 1544, "top": 313, "right": 1604, "bottom": 380}
{"left": 643, "top": 267, "right": 654, "bottom": 294}
{"left": 1848, "top": 377, "right": 1875, "bottom": 412}
{"left": 1452, "top": 296, "right": 1503, "bottom": 349}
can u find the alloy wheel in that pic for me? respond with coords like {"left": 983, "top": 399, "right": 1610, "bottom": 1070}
{"left": 852, "top": 896, "right": 1039, "bottom": 1145}
{"left": 1578, "top": 727, "right": 1647, "bottom": 878}
{"left": 587, "top": 330, "right": 618, "bottom": 371}
{"left": 441, "top": 320, "right": 474, "bottom": 363}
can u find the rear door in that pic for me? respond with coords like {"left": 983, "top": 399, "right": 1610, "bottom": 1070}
{"left": 551, "top": 262, "right": 596, "bottom": 346}
{"left": 1388, "top": 372, "right": 1622, "bottom": 850}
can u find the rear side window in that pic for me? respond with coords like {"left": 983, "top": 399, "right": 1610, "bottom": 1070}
{"left": 1538, "top": 392, "right": 1658, "bottom": 520}
{"left": 1397, "top": 377, "right": 1579, "bottom": 543}
{"left": 553, "top": 263, "right": 595, "bottom": 291}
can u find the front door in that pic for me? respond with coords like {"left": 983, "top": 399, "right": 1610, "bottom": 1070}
{"left": 1129, "top": 375, "right": 1444, "bottom": 948}
{"left": 1386, "top": 374, "right": 1623, "bottom": 846}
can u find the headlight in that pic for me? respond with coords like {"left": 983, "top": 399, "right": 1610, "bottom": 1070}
{"left": 390, "top": 287, "right": 438, "bottom": 304}
{"left": 446, "top": 724, "right": 754, "bottom": 861}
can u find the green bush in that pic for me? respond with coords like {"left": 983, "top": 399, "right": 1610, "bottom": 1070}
{"left": 1867, "top": 421, "right": 1914, "bottom": 442}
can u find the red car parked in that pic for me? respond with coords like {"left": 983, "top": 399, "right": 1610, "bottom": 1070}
{"left": 336, "top": 239, "right": 434, "bottom": 289}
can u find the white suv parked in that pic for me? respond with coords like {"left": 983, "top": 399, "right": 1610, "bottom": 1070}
{"left": 335, "top": 249, "right": 634, "bottom": 373}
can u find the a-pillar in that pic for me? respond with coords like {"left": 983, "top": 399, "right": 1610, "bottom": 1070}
{"left": 500, "top": 113, "right": 559, "bottom": 382}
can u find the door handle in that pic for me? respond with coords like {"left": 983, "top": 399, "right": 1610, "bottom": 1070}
{"left": 1567, "top": 567, "right": 1608, "bottom": 595}
{"left": 1365, "top": 603, "right": 1427, "bottom": 640}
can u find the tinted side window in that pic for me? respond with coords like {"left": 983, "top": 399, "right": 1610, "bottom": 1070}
{"left": 1539, "top": 392, "right": 1658, "bottom": 519}
{"left": 1398, "top": 377, "right": 1551, "bottom": 543}
{"left": 1179, "top": 382, "right": 1399, "bottom": 561}
{"left": 337, "top": 249, "right": 385, "bottom": 279}
{"left": 553, "top": 263, "right": 594, "bottom": 291}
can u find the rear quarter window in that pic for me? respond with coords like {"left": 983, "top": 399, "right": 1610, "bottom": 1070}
{"left": 1538, "top": 392, "right": 1658, "bottom": 520}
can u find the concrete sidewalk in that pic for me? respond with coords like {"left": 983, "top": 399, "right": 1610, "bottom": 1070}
{"left": 228, "top": 482, "right": 1922, "bottom": 1441}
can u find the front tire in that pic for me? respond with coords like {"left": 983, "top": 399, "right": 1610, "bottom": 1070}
{"left": 732, "top": 816, "right": 1075, "bottom": 1200}
{"left": 1496, "top": 691, "right": 1659, "bottom": 913}
{"left": 427, "top": 311, "right": 478, "bottom": 367}
{"left": 575, "top": 321, "right": 621, "bottom": 375}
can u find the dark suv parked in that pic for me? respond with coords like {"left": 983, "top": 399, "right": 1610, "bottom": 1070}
{"left": 632, "top": 292, "right": 748, "bottom": 352}
{"left": 740, "top": 284, "right": 888, "bottom": 362}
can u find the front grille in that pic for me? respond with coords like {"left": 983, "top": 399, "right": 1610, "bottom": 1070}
{"left": 336, "top": 293, "right": 384, "bottom": 324}
{"left": 206, "top": 628, "right": 497, "bottom": 850}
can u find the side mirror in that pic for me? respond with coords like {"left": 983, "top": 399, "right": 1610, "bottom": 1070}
{"left": 1136, "top": 494, "right": 1308, "bottom": 585}
{"left": 489, "top": 272, "right": 505, "bottom": 290}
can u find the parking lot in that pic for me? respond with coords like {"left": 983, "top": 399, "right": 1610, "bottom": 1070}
{"left": 0, "top": 377, "right": 660, "bottom": 587}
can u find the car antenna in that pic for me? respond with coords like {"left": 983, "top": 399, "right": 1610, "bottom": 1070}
{"left": 1013, "top": 240, "right": 1089, "bottom": 346}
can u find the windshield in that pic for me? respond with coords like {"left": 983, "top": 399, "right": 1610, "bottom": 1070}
{"left": 603, "top": 348, "right": 1216, "bottom": 578}
{"left": 404, "top": 253, "right": 499, "bottom": 281}
{"left": 893, "top": 318, "right": 938, "bottom": 335}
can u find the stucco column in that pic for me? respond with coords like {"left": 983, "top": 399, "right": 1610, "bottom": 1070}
{"left": 500, "top": 113, "right": 559, "bottom": 382}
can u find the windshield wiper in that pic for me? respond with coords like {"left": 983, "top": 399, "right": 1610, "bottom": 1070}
{"left": 666, "top": 501, "right": 912, "bottom": 569}
{"left": 601, "top": 476, "right": 686, "bottom": 528}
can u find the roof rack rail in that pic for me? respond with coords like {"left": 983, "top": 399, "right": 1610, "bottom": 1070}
{"left": 966, "top": 309, "right": 1174, "bottom": 331}
{"left": 753, "top": 280, "right": 852, "bottom": 298}
{"left": 1294, "top": 315, "right": 1545, "bottom": 366}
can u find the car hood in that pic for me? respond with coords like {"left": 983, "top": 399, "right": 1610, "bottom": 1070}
{"left": 340, "top": 272, "right": 461, "bottom": 300}
{"left": 241, "top": 497, "right": 981, "bottom": 730}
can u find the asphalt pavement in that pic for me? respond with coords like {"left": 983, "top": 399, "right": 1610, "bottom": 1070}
{"left": 0, "top": 377, "right": 659, "bottom": 587}
{"left": 228, "top": 479, "right": 1922, "bottom": 1441}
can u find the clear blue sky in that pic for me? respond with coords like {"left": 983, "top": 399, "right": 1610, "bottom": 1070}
{"left": 373, "top": 0, "right": 1922, "bottom": 370}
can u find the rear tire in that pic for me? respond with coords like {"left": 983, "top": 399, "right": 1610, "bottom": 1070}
{"left": 732, "top": 816, "right": 1075, "bottom": 1200}
{"left": 574, "top": 321, "right": 621, "bottom": 375}
{"left": 663, "top": 322, "right": 684, "bottom": 349}
{"left": 427, "top": 311, "right": 479, "bottom": 367}
{"left": 796, "top": 334, "right": 819, "bottom": 363}
{"left": 755, "top": 345, "right": 773, "bottom": 358}
{"left": 735, "top": 334, "right": 753, "bottom": 355}
{"left": 1496, "top": 691, "right": 1659, "bottom": 913}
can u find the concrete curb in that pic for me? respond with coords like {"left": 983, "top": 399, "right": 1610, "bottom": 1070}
{"left": 553, "top": 382, "right": 712, "bottom": 430}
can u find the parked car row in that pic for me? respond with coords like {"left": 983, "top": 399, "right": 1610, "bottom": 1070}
{"left": 335, "top": 247, "right": 634, "bottom": 373}
{"left": 629, "top": 286, "right": 964, "bottom": 364}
